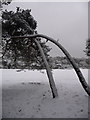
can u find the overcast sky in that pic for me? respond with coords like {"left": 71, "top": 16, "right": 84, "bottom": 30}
{"left": 3, "top": 2, "right": 88, "bottom": 58}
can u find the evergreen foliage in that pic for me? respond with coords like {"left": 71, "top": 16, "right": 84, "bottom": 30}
{"left": 86, "top": 38, "right": 90, "bottom": 56}
{"left": 2, "top": 7, "right": 51, "bottom": 69}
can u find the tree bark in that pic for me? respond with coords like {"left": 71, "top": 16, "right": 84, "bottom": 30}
{"left": 34, "top": 39, "right": 58, "bottom": 98}
{"left": 11, "top": 34, "right": 90, "bottom": 96}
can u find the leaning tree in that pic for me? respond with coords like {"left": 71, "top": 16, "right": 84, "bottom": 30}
{"left": 2, "top": 7, "right": 90, "bottom": 98}
{"left": 2, "top": 8, "right": 58, "bottom": 98}
{"left": 2, "top": 8, "right": 51, "bottom": 69}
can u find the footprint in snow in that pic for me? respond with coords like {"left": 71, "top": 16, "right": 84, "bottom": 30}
{"left": 28, "top": 82, "right": 41, "bottom": 85}
{"left": 21, "top": 82, "right": 25, "bottom": 85}
{"left": 72, "top": 94, "right": 79, "bottom": 98}
{"left": 18, "top": 109, "right": 22, "bottom": 112}
{"left": 80, "top": 109, "right": 84, "bottom": 112}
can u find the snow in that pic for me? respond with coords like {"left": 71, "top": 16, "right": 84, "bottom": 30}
{"left": 0, "top": 69, "right": 2, "bottom": 119}
{"left": 1, "top": 69, "right": 88, "bottom": 118}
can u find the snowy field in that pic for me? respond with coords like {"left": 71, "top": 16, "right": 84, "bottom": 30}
{"left": 0, "top": 69, "right": 2, "bottom": 119}
{"left": 2, "top": 69, "right": 89, "bottom": 118}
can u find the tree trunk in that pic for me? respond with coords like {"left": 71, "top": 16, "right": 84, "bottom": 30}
{"left": 11, "top": 34, "right": 90, "bottom": 96}
{"left": 34, "top": 39, "right": 58, "bottom": 98}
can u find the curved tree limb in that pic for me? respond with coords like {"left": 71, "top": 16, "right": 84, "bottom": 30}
{"left": 34, "top": 39, "right": 58, "bottom": 98}
{"left": 11, "top": 34, "right": 90, "bottom": 96}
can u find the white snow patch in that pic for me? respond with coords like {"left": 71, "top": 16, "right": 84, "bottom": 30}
{"left": 2, "top": 69, "right": 88, "bottom": 118}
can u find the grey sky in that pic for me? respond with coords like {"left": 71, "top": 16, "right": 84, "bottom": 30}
{"left": 3, "top": 2, "right": 88, "bottom": 58}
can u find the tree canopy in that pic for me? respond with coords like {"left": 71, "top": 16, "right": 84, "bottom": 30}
{"left": 2, "top": 7, "right": 51, "bottom": 69}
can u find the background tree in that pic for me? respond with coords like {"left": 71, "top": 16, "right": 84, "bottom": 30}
{"left": 0, "top": 0, "right": 12, "bottom": 5}
{"left": 86, "top": 38, "right": 90, "bottom": 56}
{"left": 2, "top": 7, "right": 51, "bottom": 69}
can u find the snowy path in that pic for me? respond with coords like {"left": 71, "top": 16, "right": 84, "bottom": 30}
{"left": 2, "top": 69, "right": 88, "bottom": 118}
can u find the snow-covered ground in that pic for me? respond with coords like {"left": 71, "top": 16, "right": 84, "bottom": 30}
{"left": 0, "top": 69, "right": 2, "bottom": 119}
{"left": 2, "top": 69, "right": 89, "bottom": 118}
